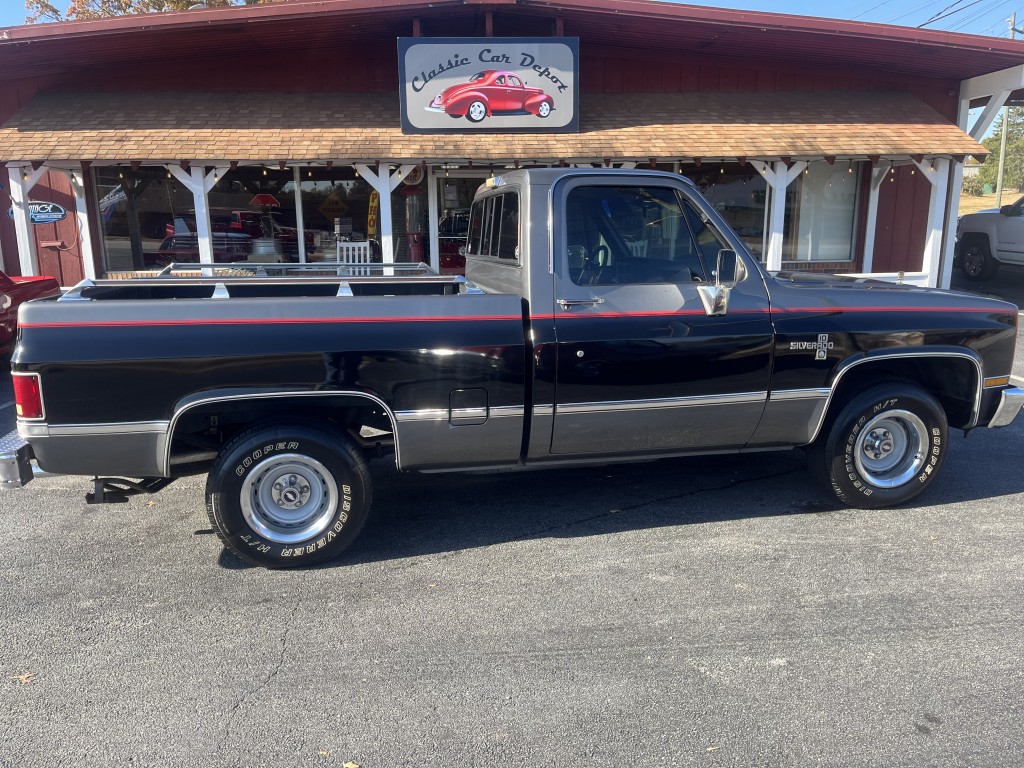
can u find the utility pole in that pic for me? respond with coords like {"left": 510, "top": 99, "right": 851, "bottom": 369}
{"left": 996, "top": 13, "right": 1022, "bottom": 206}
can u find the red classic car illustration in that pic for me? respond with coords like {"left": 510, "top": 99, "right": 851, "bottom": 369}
{"left": 426, "top": 70, "right": 554, "bottom": 123}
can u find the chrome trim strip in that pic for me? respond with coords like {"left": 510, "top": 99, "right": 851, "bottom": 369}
{"left": 533, "top": 404, "right": 555, "bottom": 418}
{"left": 556, "top": 392, "right": 766, "bottom": 415}
{"left": 988, "top": 386, "right": 1024, "bottom": 428}
{"left": 36, "top": 420, "right": 169, "bottom": 437}
{"left": 395, "top": 409, "right": 448, "bottom": 423}
{"left": 165, "top": 391, "right": 402, "bottom": 475}
{"left": 769, "top": 388, "right": 831, "bottom": 402}
{"left": 490, "top": 405, "right": 525, "bottom": 418}
{"left": 450, "top": 407, "right": 487, "bottom": 419}
{"left": 807, "top": 350, "right": 984, "bottom": 443}
{"left": 17, "top": 423, "right": 49, "bottom": 439}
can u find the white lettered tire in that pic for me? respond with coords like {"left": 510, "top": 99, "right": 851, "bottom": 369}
{"left": 206, "top": 422, "right": 371, "bottom": 567}
{"left": 810, "top": 383, "right": 948, "bottom": 509}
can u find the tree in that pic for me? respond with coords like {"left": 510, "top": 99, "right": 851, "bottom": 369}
{"left": 977, "top": 108, "right": 1024, "bottom": 194}
{"left": 27, "top": 0, "right": 273, "bottom": 23}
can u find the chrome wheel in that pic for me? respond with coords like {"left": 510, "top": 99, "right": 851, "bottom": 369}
{"left": 467, "top": 101, "right": 487, "bottom": 123}
{"left": 853, "top": 409, "right": 928, "bottom": 489}
{"left": 537, "top": 102, "right": 552, "bottom": 117}
{"left": 240, "top": 453, "right": 338, "bottom": 544}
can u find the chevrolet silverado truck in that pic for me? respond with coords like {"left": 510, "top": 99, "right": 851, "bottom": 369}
{"left": 3, "top": 168, "right": 1023, "bottom": 568}
{"left": 955, "top": 194, "right": 1024, "bottom": 280}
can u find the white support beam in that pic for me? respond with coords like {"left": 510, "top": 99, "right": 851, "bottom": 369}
{"left": 969, "top": 89, "right": 1012, "bottom": 140}
{"left": 426, "top": 166, "right": 440, "bottom": 273}
{"left": 355, "top": 163, "right": 418, "bottom": 263}
{"left": 752, "top": 160, "right": 807, "bottom": 271}
{"left": 166, "top": 164, "right": 228, "bottom": 268}
{"left": 861, "top": 164, "right": 891, "bottom": 274}
{"left": 960, "top": 64, "right": 1024, "bottom": 103}
{"left": 65, "top": 170, "right": 97, "bottom": 281}
{"left": 912, "top": 158, "right": 950, "bottom": 288}
{"left": 6, "top": 163, "right": 48, "bottom": 277}
{"left": 293, "top": 165, "right": 306, "bottom": 263}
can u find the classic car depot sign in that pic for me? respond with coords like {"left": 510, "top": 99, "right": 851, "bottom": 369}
{"left": 398, "top": 37, "right": 579, "bottom": 133}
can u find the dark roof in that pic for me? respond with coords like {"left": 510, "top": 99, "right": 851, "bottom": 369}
{"left": 0, "top": 0, "right": 1023, "bottom": 82}
{"left": 0, "top": 89, "right": 986, "bottom": 163}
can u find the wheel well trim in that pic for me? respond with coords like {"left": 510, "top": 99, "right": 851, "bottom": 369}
{"left": 806, "top": 349, "right": 983, "bottom": 444}
{"left": 163, "top": 389, "right": 401, "bottom": 476}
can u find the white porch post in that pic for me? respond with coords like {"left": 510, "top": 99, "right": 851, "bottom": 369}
{"left": 861, "top": 164, "right": 891, "bottom": 274}
{"left": 64, "top": 169, "right": 97, "bottom": 281}
{"left": 167, "top": 164, "right": 228, "bottom": 267}
{"left": 293, "top": 165, "right": 306, "bottom": 263}
{"left": 914, "top": 158, "right": 950, "bottom": 288}
{"left": 355, "top": 163, "right": 418, "bottom": 263}
{"left": 6, "top": 163, "right": 48, "bottom": 277}
{"left": 751, "top": 160, "right": 807, "bottom": 271}
{"left": 426, "top": 166, "right": 440, "bottom": 273}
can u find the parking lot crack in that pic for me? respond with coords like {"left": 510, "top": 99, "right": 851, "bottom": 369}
{"left": 216, "top": 598, "right": 301, "bottom": 763}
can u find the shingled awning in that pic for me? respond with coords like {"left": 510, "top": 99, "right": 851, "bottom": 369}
{"left": 0, "top": 89, "right": 986, "bottom": 164}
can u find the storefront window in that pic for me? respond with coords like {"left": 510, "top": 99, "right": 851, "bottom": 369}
{"left": 783, "top": 162, "right": 860, "bottom": 262}
{"left": 683, "top": 165, "right": 767, "bottom": 258}
{"left": 95, "top": 166, "right": 193, "bottom": 273}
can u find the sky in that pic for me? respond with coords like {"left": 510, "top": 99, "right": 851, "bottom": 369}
{"left": 0, "top": 0, "right": 1022, "bottom": 36}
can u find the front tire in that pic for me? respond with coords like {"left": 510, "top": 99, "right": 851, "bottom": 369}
{"left": 537, "top": 101, "right": 552, "bottom": 118}
{"left": 206, "top": 422, "right": 372, "bottom": 567}
{"left": 960, "top": 239, "right": 997, "bottom": 281}
{"left": 809, "top": 383, "right": 947, "bottom": 509}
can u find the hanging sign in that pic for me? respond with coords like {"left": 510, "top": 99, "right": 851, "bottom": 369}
{"left": 6, "top": 201, "right": 69, "bottom": 225}
{"left": 398, "top": 37, "right": 579, "bottom": 134}
{"left": 367, "top": 190, "right": 380, "bottom": 239}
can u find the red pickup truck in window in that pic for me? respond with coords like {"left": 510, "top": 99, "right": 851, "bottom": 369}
{"left": 426, "top": 70, "right": 554, "bottom": 123}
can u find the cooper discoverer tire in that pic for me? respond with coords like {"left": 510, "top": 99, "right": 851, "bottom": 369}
{"left": 809, "top": 383, "right": 947, "bottom": 509}
{"left": 205, "top": 422, "right": 371, "bottom": 567}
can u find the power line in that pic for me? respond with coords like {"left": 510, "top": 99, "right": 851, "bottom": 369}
{"left": 919, "top": 0, "right": 973, "bottom": 26}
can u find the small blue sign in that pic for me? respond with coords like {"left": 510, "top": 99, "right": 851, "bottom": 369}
{"left": 5, "top": 201, "right": 68, "bottom": 225}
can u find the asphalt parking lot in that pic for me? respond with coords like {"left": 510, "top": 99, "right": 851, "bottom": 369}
{"left": 1, "top": 277, "right": 1023, "bottom": 768}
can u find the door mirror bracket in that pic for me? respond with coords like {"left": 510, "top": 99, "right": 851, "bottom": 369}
{"left": 697, "top": 249, "right": 738, "bottom": 316}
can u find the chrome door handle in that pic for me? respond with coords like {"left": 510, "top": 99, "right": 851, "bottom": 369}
{"left": 557, "top": 298, "right": 605, "bottom": 310}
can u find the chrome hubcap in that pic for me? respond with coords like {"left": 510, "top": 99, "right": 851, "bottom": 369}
{"left": 854, "top": 410, "right": 928, "bottom": 489}
{"left": 469, "top": 102, "right": 485, "bottom": 120}
{"left": 240, "top": 454, "right": 337, "bottom": 544}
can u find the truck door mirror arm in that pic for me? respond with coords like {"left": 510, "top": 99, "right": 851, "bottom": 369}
{"left": 697, "top": 249, "right": 738, "bottom": 317}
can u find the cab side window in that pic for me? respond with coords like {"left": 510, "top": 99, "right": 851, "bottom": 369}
{"left": 466, "top": 191, "right": 520, "bottom": 262}
{"left": 565, "top": 185, "right": 717, "bottom": 286}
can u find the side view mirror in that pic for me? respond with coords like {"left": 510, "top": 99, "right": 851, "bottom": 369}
{"left": 713, "top": 249, "right": 739, "bottom": 285}
{"left": 697, "top": 249, "right": 740, "bottom": 317}
{"left": 1000, "top": 204, "right": 1017, "bottom": 217}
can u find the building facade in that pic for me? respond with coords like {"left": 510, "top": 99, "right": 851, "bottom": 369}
{"left": 1, "top": 0, "right": 1023, "bottom": 287}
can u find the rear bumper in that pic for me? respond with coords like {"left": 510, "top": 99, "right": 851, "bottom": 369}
{"left": 988, "top": 386, "right": 1024, "bottom": 428}
{"left": 0, "top": 430, "right": 34, "bottom": 489}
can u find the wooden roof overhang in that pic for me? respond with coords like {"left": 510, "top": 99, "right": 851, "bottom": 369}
{"left": 0, "top": 89, "right": 988, "bottom": 166}
{"left": 1, "top": 0, "right": 1024, "bottom": 84}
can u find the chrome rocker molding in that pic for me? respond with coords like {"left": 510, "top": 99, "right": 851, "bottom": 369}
{"left": 18, "top": 420, "right": 169, "bottom": 439}
{"left": 394, "top": 405, "right": 526, "bottom": 422}
{"left": 554, "top": 391, "right": 766, "bottom": 415}
{"left": 806, "top": 350, "right": 985, "bottom": 444}
{"left": 164, "top": 390, "right": 401, "bottom": 476}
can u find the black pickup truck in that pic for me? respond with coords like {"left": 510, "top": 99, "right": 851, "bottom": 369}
{"left": 3, "top": 169, "right": 1022, "bottom": 568}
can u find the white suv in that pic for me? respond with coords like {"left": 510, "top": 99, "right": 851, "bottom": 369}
{"left": 955, "top": 196, "right": 1024, "bottom": 280}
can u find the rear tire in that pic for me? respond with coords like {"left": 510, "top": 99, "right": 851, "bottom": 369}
{"left": 808, "top": 383, "right": 947, "bottom": 509}
{"left": 206, "top": 421, "right": 371, "bottom": 567}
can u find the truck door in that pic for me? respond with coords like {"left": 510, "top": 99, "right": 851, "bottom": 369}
{"left": 996, "top": 197, "right": 1024, "bottom": 265}
{"left": 549, "top": 178, "right": 774, "bottom": 456}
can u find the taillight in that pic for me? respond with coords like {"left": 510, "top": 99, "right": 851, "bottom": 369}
{"left": 12, "top": 373, "right": 43, "bottom": 420}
